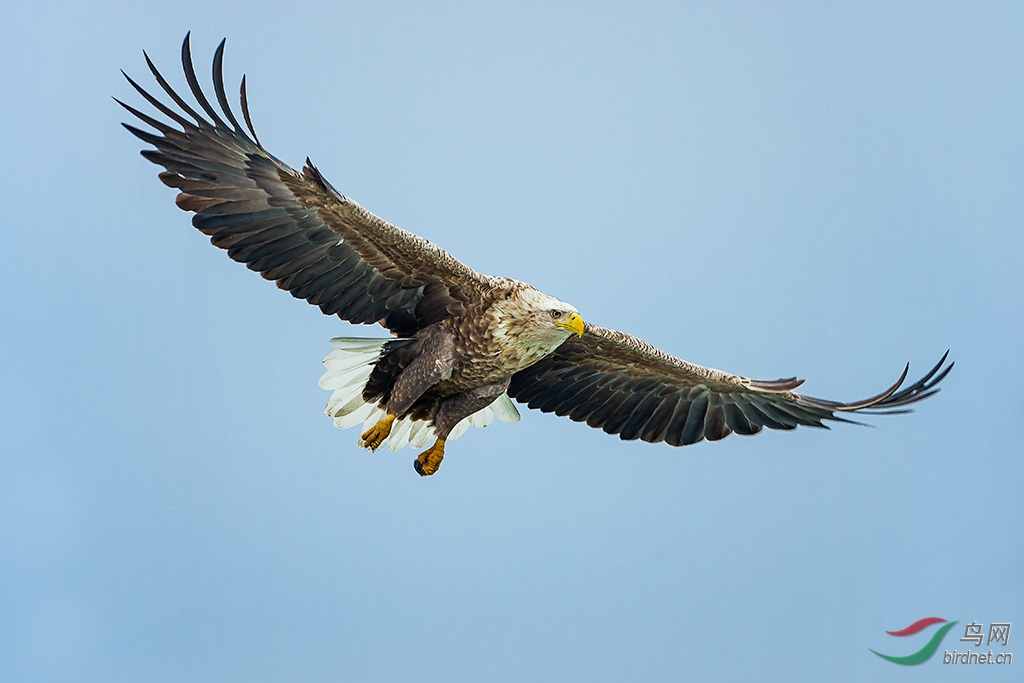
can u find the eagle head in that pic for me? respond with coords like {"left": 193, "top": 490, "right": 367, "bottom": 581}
{"left": 520, "top": 287, "right": 583, "bottom": 335}
{"left": 491, "top": 284, "right": 585, "bottom": 361}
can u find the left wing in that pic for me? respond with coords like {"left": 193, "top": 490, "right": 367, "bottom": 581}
{"left": 508, "top": 325, "right": 951, "bottom": 445}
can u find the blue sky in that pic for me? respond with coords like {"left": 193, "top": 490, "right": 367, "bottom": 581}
{"left": 1, "top": 1, "right": 1021, "bottom": 681}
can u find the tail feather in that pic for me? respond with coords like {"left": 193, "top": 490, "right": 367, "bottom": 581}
{"left": 329, "top": 337, "right": 399, "bottom": 352}
{"left": 320, "top": 337, "right": 521, "bottom": 452}
{"left": 331, "top": 401, "right": 376, "bottom": 430}
{"left": 412, "top": 421, "right": 435, "bottom": 449}
{"left": 468, "top": 405, "right": 494, "bottom": 428}
{"left": 320, "top": 362, "right": 376, "bottom": 391}
{"left": 491, "top": 394, "right": 521, "bottom": 423}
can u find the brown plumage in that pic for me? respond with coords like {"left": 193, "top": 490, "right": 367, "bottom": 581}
{"left": 120, "top": 36, "right": 952, "bottom": 475}
{"left": 509, "top": 327, "right": 951, "bottom": 445}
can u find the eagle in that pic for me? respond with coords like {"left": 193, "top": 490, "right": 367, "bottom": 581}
{"left": 119, "top": 36, "right": 952, "bottom": 476}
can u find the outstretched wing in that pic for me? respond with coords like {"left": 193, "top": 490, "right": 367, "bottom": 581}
{"left": 508, "top": 325, "right": 952, "bottom": 445}
{"left": 119, "top": 34, "right": 492, "bottom": 337}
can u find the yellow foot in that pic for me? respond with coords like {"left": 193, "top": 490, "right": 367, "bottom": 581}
{"left": 359, "top": 414, "right": 396, "bottom": 451}
{"left": 414, "top": 439, "right": 446, "bottom": 477}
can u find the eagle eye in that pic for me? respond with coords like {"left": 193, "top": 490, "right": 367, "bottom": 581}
{"left": 550, "top": 309, "right": 561, "bottom": 319}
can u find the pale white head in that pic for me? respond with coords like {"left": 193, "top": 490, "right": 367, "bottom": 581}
{"left": 518, "top": 288, "right": 583, "bottom": 336}
{"left": 492, "top": 284, "right": 585, "bottom": 358}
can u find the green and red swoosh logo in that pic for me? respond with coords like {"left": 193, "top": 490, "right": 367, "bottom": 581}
{"left": 871, "top": 617, "right": 958, "bottom": 665}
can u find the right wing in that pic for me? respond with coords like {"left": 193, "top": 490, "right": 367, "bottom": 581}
{"left": 119, "top": 34, "right": 492, "bottom": 337}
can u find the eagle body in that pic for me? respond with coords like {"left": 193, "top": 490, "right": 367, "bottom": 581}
{"left": 121, "top": 36, "right": 951, "bottom": 476}
{"left": 360, "top": 280, "right": 579, "bottom": 434}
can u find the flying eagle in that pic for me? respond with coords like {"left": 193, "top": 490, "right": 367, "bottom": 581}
{"left": 119, "top": 36, "right": 952, "bottom": 476}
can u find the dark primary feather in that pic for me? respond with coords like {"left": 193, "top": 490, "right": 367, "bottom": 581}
{"left": 119, "top": 34, "right": 490, "bottom": 337}
{"left": 509, "top": 326, "right": 952, "bottom": 446}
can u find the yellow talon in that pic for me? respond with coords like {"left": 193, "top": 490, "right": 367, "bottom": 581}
{"left": 414, "top": 439, "right": 446, "bottom": 477}
{"left": 359, "top": 414, "right": 395, "bottom": 451}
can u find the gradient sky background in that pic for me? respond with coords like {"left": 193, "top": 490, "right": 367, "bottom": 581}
{"left": 2, "top": 2, "right": 1021, "bottom": 681}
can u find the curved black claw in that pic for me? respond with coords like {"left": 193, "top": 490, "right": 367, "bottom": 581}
{"left": 414, "top": 439, "right": 446, "bottom": 477}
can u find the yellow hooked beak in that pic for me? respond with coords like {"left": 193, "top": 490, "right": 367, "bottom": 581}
{"left": 555, "top": 312, "right": 585, "bottom": 337}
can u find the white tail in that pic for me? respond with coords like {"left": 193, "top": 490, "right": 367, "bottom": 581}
{"left": 320, "top": 337, "right": 520, "bottom": 451}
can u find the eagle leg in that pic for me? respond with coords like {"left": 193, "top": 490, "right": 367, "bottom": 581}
{"left": 411, "top": 379, "right": 511, "bottom": 476}
{"left": 386, "top": 326, "right": 456, "bottom": 417}
{"left": 359, "top": 414, "right": 395, "bottom": 451}
{"left": 414, "top": 439, "right": 445, "bottom": 476}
